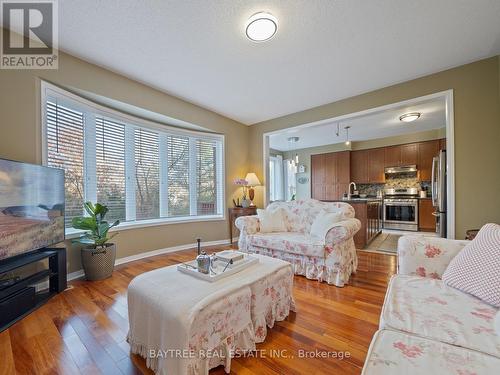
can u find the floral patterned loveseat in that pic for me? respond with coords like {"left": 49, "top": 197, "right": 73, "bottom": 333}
{"left": 235, "top": 199, "right": 361, "bottom": 287}
{"left": 362, "top": 235, "right": 500, "bottom": 374}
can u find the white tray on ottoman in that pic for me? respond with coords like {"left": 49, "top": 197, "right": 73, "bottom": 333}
{"left": 127, "top": 254, "right": 296, "bottom": 375}
{"left": 177, "top": 252, "right": 259, "bottom": 282}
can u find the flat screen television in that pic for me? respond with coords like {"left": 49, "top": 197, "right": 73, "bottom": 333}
{"left": 0, "top": 158, "right": 65, "bottom": 261}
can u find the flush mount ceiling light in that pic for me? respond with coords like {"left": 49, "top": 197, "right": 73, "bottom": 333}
{"left": 245, "top": 12, "right": 278, "bottom": 42}
{"left": 399, "top": 112, "right": 421, "bottom": 122}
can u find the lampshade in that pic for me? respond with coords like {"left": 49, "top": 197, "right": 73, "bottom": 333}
{"left": 245, "top": 172, "right": 261, "bottom": 186}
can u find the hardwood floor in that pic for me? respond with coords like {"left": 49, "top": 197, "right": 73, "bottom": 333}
{"left": 0, "top": 247, "right": 396, "bottom": 375}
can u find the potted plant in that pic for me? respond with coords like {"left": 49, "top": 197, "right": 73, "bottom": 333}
{"left": 72, "top": 202, "right": 120, "bottom": 281}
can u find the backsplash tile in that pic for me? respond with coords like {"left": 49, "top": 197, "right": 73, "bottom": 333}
{"left": 356, "top": 178, "right": 431, "bottom": 197}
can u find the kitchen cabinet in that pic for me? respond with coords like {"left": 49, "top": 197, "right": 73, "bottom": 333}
{"left": 324, "top": 139, "right": 443, "bottom": 192}
{"left": 418, "top": 140, "right": 440, "bottom": 181}
{"left": 336, "top": 151, "right": 351, "bottom": 198}
{"left": 367, "top": 200, "right": 382, "bottom": 245}
{"left": 419, "top": 199, "right": 436, "bottom": 231}
{"left": 350, "top": 150, "right": 369, "bottom": 183}
{"left": 368, "top": 148, "right": 385, "bottom": 183}
{"left": 384, "top": 143, "right": 418, "bottom": 167}
{"left": 401, "top": 143, "right": 418, "bottom": 165}
{"left": 384, "top": 145, "right": 402, "bottom": 167}
{"left": 348, "top": 200, "right": 382, "bottom": 249}
{"left": 311, "top": 151, "right": 350, "bottom": 200}
{"left": 311, "top": 154, "right": 326, "bottom": 200}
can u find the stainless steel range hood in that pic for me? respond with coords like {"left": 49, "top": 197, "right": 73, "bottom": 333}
{"left": 384, "top": 165, "right": 417, "bottom": 174}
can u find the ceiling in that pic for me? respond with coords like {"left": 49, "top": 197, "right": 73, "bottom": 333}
{"left": 269, "top": 98, "right": 446, "bottom": 151}
{"left": 42, "top": 1, "right": 500, "bottom": 124}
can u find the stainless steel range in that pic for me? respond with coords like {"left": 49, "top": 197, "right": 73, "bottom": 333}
{"left": 383, "top": 188, "right": 418, "bottom": 231}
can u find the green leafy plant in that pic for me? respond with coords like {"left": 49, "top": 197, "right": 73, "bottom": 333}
{"left": 71, "top": 202, "right": 120, "bottom": 247}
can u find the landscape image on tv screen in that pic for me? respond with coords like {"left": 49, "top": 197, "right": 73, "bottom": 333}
{"left": 0, "top": 159, "right": 65, "bottom": 261}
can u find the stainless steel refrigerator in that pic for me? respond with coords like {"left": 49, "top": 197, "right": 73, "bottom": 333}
{"left": 431, "top": 150, "right": 447, "bottom": 237}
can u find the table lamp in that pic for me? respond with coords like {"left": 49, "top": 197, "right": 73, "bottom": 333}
{"left": 245, "top": 172, "right": 261, "bottom": 207}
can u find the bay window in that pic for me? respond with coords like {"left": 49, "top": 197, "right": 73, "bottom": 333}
{"left": 42, "top": 82, "right": 224, "bottom": 234}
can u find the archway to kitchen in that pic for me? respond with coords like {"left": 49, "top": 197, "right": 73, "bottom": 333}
{"left": 262, "top": 90, "right": 455, "bottom": 250}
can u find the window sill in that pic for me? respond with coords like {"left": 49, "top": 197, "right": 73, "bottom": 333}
{"left": 65, "top": 214, "right": 226, "bottom": 240}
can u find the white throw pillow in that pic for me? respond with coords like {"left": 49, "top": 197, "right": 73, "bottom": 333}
{"left": 257, "top": 208, "right": 287, "bottom": 233}
{"left": 310, "top": 211, "right": 343, "bottom": 240}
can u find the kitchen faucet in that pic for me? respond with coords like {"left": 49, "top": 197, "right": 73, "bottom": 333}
{"left": 348, "top": 182, "right": 357, "bottom": 200}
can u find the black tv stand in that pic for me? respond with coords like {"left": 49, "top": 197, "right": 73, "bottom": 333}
{"left": 0, "top": 248, "right": 67, "bottom": 332}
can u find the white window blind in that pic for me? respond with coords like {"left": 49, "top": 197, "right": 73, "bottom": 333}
{"left": 42, "top": 82, "right": 225, "bottom": 231}
{"left": 167, "top": 135, "right": 190, "bottom": 217}
{"left": 135, "top": 128, "right": 160, "bottom": 220}
{"left": 196, "top": 139, "right": 217, "bottom": 215}
{"left": 46, "top": 100, "right": 85, "bottom": 226}
{"left": 95, "top": 116, "right": 126, "bottom": 223}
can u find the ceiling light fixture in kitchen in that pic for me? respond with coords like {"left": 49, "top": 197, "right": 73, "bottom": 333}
{"left": 399, "top": 112, "right": 421, "bottom": 122}
{"left": 344, "top": 126, "right": 351, "bottom": 146}
{"left": 245, "top": 12, "right": 278, "bottom": 42}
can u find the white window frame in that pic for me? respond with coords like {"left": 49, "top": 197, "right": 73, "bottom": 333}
{"left": 40, "top": 81, "right": 225, "bottom": 237}
{"left": 269, "top": 155, "right": 284, "bottom": 202}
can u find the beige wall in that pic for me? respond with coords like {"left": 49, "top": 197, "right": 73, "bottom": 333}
{"left": 0, "top": 51, "right": 249, "bottom": 273}
{"left": 1, "top": 49, "right": 499, "bottom": 272}
{"left": 282, "top": 129, "right": 446, "bottom": 199}
{"left": 250, "top": 56, "right": 500, "bottom": 238}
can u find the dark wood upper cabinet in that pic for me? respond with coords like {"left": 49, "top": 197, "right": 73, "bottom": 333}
{"left": 350, "top": 150, "right": 369, "bottom": 183}
{"left": 311, "top": 151, "right": 350, "bottom": 200}
{"left": 384, "top": 143, "right": 418, "bottom": 167}
{"left": 401, "top": 143, "right": 418, "bottom": 165}
{"left": 324, "top": 152, "right": 337, "bottom": 184}
{"left": 368, "top": 148, "right": 385, "bottom": 183}
{"left": 336, "top": 151, "right": 351, "bottom": 198}
{"left": 336, "top": 151, "right": 351, "bottom": 184}
{"left": 313, "top": 139, "right": 443, "bottom": 197}
{"left": 418, "top": 140, "right": 440, "bottom": 181}
{"left": 311, "top": 153, "right": 326, "bottom": 200}
{"left": 384, "top": 145, "right": 402, "bottom": 167}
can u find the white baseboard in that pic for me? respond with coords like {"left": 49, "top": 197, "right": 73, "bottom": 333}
{"left": 67, "top": 238, "right": 237, "bottom": 281}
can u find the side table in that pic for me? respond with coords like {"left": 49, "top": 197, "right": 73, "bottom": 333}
{"left": 228, "top": 207, "right": 257, "bottom": 245}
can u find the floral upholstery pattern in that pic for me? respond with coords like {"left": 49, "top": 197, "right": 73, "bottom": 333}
{"left": 128, "top": 257, "right": 295, "bottom": 375}
{"left": 380, "top": 275, "right": 500, "bottom": 359}
{"left": 363, "top": 235, "right": 500, "bottom": 375}
{"left": 249, "top": 266, "right": 296, "bottom": 343}
{"left": 187, "top": 268, "right": 296, "bottom": 373}
{"left": 188, "top": 287, "right": 252, "bottom": 354}
{"left": 235, "top": 199, "right": 361, "bottom": 287}
{"left": 397, "top": 235, "right": 469, "bottom": 279}
{"left": 263, "top": 199, "right": 356, "bottom": 233}
{"left": 247, "top": 232, "right": 325, "bottom": 257}
{"left": 362, "top": 329, "right": 500, "bottom": 375}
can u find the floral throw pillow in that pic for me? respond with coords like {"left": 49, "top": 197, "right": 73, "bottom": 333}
{"left": 442, "top": 223, "right": 500, "bottom": 307}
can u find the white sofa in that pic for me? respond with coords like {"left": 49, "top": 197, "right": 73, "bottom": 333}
{"left": 362, "top": 235, "right": 500, "bottom": 374}
{"left": 235, "top": 199, "right": 361, "bottom": 287}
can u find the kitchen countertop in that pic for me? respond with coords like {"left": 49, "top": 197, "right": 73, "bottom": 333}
{"left": 325, "top": 198, "right": 383, "bottom": 203}
{"left": 325, "top": 197, "right": 431, "bottom": 203}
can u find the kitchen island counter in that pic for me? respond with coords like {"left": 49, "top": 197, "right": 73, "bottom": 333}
{"left": 323, "top": 199, "right": 382, "bottom": 249}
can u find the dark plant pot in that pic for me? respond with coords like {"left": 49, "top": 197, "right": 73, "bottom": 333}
{"left": 81, "top": 244, "right": 116, "bottom": 281}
